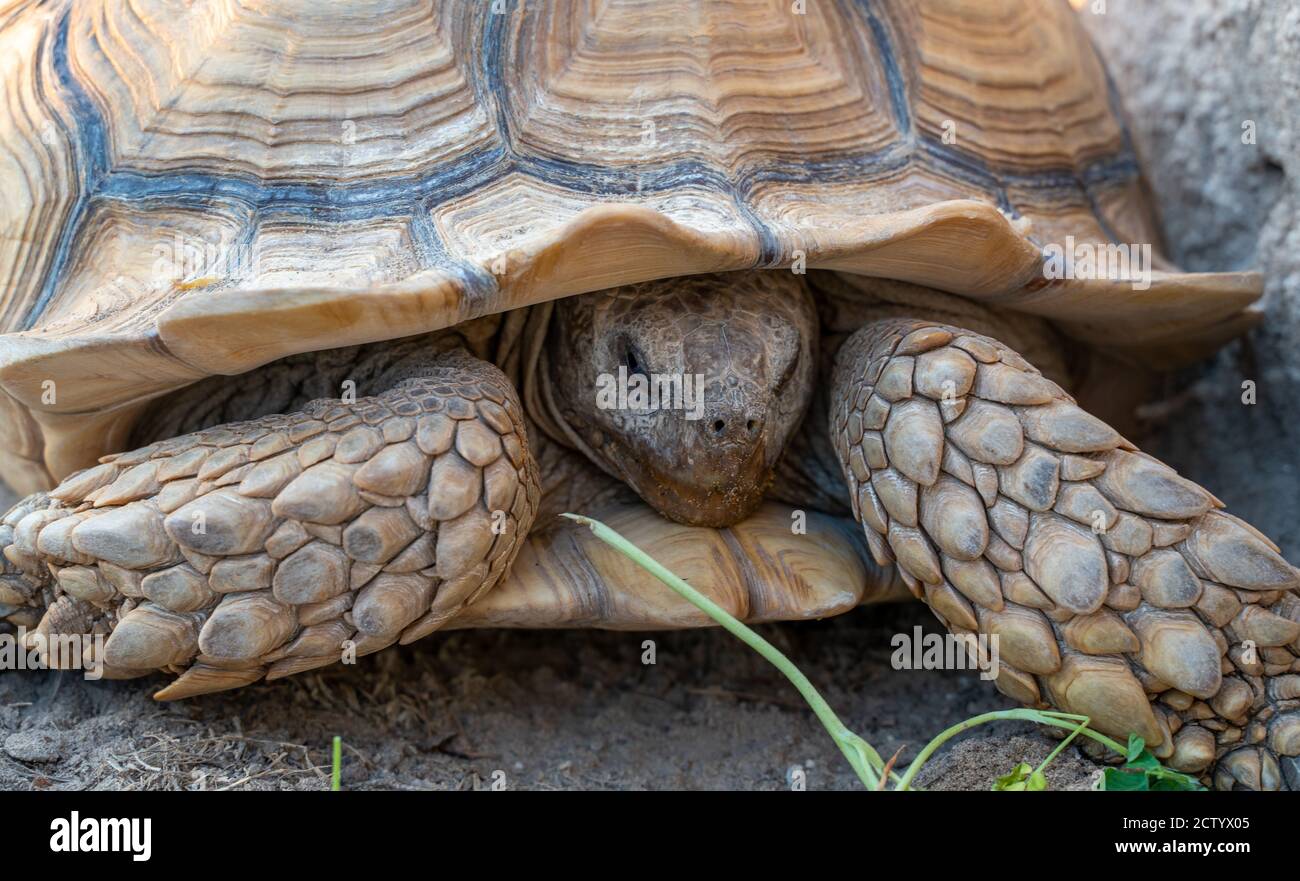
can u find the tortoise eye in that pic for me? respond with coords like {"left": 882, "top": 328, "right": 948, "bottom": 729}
{"left": 775, "top": 352, "right": 798, "bottom": 394}
{"left": 621, "top": 339, "right": 647, "bottom": 378}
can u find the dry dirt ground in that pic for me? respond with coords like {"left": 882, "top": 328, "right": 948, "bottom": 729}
{"left": 0, "top": 572, "right": 1101, "bottom": 791}
{"left": 3, "top": 2, "right": 1293, "bottom": 791}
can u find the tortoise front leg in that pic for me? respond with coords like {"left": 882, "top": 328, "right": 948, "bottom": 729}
{"left": 0, "top": 351, "right": 539, "bottom": 698}
{"left": 830, "top": 318, "right": 1300, "bottom": 790}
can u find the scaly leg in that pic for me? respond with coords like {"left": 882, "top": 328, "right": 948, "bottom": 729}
{"left": 831, "top": 318, "right": 1300, "bottom": 790}
{"left": 0, "top": 351, "right": 538, "bottom": 698}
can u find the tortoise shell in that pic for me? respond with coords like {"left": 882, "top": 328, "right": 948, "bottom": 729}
{"left": 0, "top": 0, "right": 1261, "bottom": 494}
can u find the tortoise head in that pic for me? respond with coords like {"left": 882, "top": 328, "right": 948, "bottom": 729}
{"left": 545, "top": 272, "right": 817, "bottom": 527}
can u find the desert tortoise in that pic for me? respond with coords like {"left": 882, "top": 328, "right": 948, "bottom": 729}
{"left": 0, "top": 0, "right": 1295, "bottom": 791}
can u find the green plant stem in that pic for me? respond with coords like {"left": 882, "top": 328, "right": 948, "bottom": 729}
{"left": 1038, "top": 713, "right": 1126, "bottom": 756}
{"left": 563, "top": 512, "right": 1133, "bottom": 791}
{"left": 1033, "top": 716, "right": 1089, "bottom": 778}
{"left": 331, "top": 735, "right": 342, "bottom": 791}
{"left": 895, "top": 709, "right": 1126, "bottom": 791}
{"left": 562, "top": 512, "right": 888, "bottom": 789}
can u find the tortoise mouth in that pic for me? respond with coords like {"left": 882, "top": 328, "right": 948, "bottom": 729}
{"left": 617, "top": 437, "right": 772, "bottom": 528}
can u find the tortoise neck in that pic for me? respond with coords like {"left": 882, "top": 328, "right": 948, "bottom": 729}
{"left": 130, "top": 329, "right": 487, "bottom": 449}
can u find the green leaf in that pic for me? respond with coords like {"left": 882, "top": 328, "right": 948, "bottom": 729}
{"left": 1125, "top": 750, "right": 1162, "bottom": 773}
{"left": 993, "top": 762, "right": 1034, "bottom": 791}
{"left": 1098, "top": 735, "right": 1208, "bottom": 792}
{"left": 992, "top": 763, "right": 1048, "bottom": 791}
{"left": 1101, "top": 767, "right": 1150, "bottom": 791}
{"left": 1149, "top": 766, "right": 1206, "bottom": 791}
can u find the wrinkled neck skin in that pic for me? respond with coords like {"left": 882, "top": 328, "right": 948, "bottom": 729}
{"left": 131, "top": 319, "right": 501, "bottom": 447}
{"left": 542, "top": 272, "right": 819, "bottom": 527}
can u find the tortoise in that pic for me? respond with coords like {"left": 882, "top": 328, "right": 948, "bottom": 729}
{"left": 0, "top": 0, "right": 1296, "bottom": 791}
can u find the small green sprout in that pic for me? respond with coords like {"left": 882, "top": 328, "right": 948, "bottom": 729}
{"left": 991, "top": 712, "right": 1089, "bottom": 791}
{"left": 994, "top": 763, "right": 1048, "bottom": 791}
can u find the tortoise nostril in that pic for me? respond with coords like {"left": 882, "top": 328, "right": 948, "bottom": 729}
{"left": 711, "top": 419, "right": 726, "bottom": 435}
{"left": 746, "top": 419, "right": 756, "bottom": 434}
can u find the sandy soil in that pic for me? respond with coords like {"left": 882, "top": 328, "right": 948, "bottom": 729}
{"left": 0, "top": 563, "right": 1101, "bottom": 791}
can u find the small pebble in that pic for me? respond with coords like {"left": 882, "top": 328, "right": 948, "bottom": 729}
{"left": 4, "top": 730, "right": 63, "bottom": 763}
